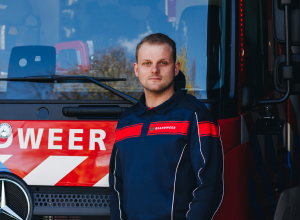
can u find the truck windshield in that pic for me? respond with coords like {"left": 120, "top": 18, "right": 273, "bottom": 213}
{"left": 0, "top": 0, "right": 226, "bottom": 101}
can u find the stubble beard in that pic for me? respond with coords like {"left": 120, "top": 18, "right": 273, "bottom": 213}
{"left": 143, "top": 79, "right": 174, "bottom": 96}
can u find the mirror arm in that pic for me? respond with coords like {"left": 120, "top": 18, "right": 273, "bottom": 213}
{"left": 284, "top": 3, "right": 291, "bottom": 66}
{"left": 253, "top": 1, "right": 292, "bottom": 107}
{"left": 255, "top": 80, "right": 291, "bottom": 106}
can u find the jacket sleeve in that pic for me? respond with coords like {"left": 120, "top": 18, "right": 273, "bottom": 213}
{"left": 186, "top": 109, "right": 224, "bottom": 220}
{"left": 109, "top": 143, "right": 127, "bottom": 220}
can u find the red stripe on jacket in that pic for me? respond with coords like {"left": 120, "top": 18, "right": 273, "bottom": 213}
{"left": 198, "top": 121, "right": 220, "bottom": 139}
{"left": 116, "top": 124, "right": 143, "bottom": 142}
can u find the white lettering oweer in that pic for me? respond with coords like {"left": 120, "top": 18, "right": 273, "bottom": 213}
{"left": 48, "top": 129, "right": 63, "bottom": 149}
{"left": 89, "top": 129, "right": 106, "bottom": 150}
{"left": 1, "top": 128, "right": 107, "bottom": 150}
{"left": 69, "top": 129, "right": 83, "bottom": 150}
{"left": 18, "top": 128, "right": 44, "bottom": 149}
{"left": 0, "top": 135, "right": 13, "bottom": 148}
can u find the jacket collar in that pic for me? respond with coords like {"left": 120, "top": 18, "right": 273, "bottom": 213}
{"left": 137, "top": 89, "right": 184, "bottom": 115}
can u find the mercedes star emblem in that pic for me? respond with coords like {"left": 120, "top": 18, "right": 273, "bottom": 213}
{"left": 0, "top": 180, "right": 23, "bottom": 220}
{"left": 0, "top": 123, "right": 12, "bottom": 139}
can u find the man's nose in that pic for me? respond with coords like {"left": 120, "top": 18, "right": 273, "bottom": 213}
{"left": 151, "top": 63, "right": 159, "bottom": 74}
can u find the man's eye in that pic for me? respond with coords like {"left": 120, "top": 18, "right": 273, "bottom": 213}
{"left": 160, "top": 62, "right": 167, "bottom": 65}
{"left": 143, "top": 62, "right": 151, "bottom": 65}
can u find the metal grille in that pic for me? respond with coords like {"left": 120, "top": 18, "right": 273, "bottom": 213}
{"left": 0, "top": 214, "right": 15, "bottom": 220}
{"left": 34, "top": 193, "right": 110, "bottom": 208}
{"left": 0, "top": 180, "right": 29, "bottom": 220}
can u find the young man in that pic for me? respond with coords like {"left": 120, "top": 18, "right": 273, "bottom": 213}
{"left": 109, "top": 33, "right": 224, "bottom": 220}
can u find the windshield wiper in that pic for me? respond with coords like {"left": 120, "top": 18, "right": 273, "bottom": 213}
{"left": 0, "top": 75, "right": 138, "bottom": 104}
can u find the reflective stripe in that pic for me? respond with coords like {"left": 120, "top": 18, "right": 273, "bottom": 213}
{"left": 186, "top": 113, "right": 206, "bottom": 217}
{"left": 211, "top": 125, "right": 224, "bottom": 219}
{"left": 113, "top": 149, "right": 122, "bottom": 220}
{"left": 171, "top": 144, "right": 186, "bottom": 220}
{"left": 196, "top": 113, "right": 206, "bottom": 165}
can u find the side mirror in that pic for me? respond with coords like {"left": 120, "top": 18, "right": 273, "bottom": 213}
{"left": 244, "top": 0, "right": 299, "bottom": 110}
{"left": 273, "top": 0, "right": 300, "bottom": 45}
{"left": 246, "top": 0, "right": 295, "bottom": 107}
{"left": 274, "top": 54, "right": 300, "bottom": 94}
{"left": 241, "top": 84, "right": 258, "bottom": 111}
{"left": 242, "top": 78, "right": 291, "bottom": 109}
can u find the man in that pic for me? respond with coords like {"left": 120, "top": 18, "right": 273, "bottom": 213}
{"left": 109, "top": 33, "right": 224, "bottom": 220}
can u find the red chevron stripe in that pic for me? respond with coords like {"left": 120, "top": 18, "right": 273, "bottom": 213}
{"left": 55, "top": 155, "right": 109, "bottom": 187}
{"left": 115, "top": 124, "right": 143, "bottom": 142}
{"left": 198, "top": 121, "right": 220, "bottom": 139}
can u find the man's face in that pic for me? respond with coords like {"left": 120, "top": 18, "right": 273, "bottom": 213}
{"left": 134, "top": 43, "right": 180, "bottom": 94}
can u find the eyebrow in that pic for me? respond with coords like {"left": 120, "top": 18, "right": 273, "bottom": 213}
{"left": 140, "top": 58, "right": 171, "bottom": 62}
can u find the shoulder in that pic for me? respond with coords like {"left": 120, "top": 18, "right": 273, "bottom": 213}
{"left": 184, "top": 94, "right": 207, "bottom": 110}
{"left": 177, "top": 93, "right": 207, "bottom": 113}
{"left": 120, "top": 103, "right": 139, "bottom": 119}
{"left": 116, "top": 103, "right": 139, "bottom": 128}
{"left": 179, "top": 94, "right": 217, "bottom": 124}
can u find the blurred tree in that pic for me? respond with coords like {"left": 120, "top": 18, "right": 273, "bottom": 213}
{"left": 177, "top": 45, "right": 199, "bottom": 96}
{"left": 55, "top": 46, "right": 142, "bottom": 100}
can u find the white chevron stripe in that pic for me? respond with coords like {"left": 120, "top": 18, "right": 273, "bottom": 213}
{"left": 0, "top": 155, "right": 12, "bottom": 163}
{"left": 23, "top": 156, "right": 88, "bottom": 186}
{"left": 93, "top": 173, "right": 109, "bottom": 187}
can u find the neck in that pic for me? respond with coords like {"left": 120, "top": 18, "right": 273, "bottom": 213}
{"left": 144, "top": 87, "right": 175, "bottom": 108}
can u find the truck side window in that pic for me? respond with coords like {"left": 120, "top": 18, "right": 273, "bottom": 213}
{"left": 244, "top": 0, "right": 275, "bottom": 97}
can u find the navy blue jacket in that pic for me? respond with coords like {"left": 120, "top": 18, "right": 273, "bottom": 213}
{"left": 109, "top": 89, "right": 224, "bottom": 220}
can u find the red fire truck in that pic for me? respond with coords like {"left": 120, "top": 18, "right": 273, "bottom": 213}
{"left": 0, "top": 0, "right": 299, "bottom": 219}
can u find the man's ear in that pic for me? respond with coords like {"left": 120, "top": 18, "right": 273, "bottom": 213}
{"left": 133, "top": 63, "right": 139, "bottom": 77}
{"left": 174, "top": 62, "right": 180, "bottom": 77}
